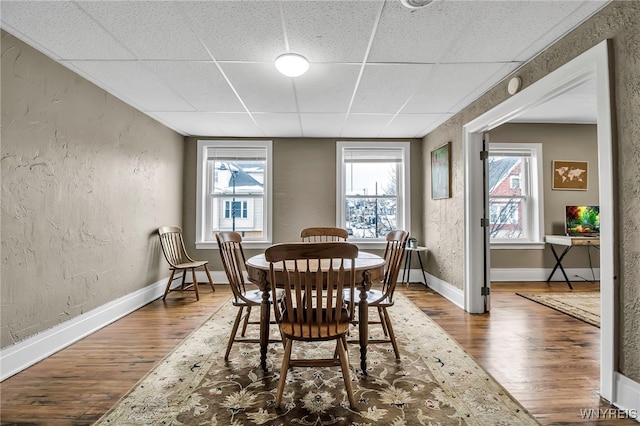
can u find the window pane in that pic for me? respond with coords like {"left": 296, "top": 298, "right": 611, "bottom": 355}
{"left": 489, "top": 156, "right": 525, "bottom": 197}
{"left": 197, "top": 140, "right": 272, "bottom": 245}
{"left": 345, "top": 197, "right": 397, "bottom": 239}
{"left": 489, "top": 199, "right": 526, "bottom": 239}
{"left": 487, "top": 143, "right": 543, "bottom": 245}
{"left": 345, "top": 162, "right": 397, "bottom": 196}
{"left": 210, "top": 159, "right": 264, "bottom": 238}
{"left": 337, "top": 142, "right": 409, "bottom": 241}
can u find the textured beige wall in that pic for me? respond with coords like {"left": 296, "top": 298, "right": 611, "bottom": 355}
{"left": 490, "top": 123, "right": 600, "bottom": 269}
{"left": 182, "top": 137, "right": 424, "bottom": 269}
{"left": 422, "top": 1, "right": 639, "bottom": 380}
{"left": 1, "top": 32, "right": 184, "bottom": 349}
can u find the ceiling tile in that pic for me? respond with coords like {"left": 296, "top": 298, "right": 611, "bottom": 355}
{"left": 0, "top": 1, "right": 134, "bottom": 60}
{"left": 369, "top": 1, "right": 472, "bottom": 63}
{"left": 220, "top": 62, "right": 298, "bottom": 113}
{"left": 350, "top": 64, "right": 433, "bottom": 114}
{"left": 180, "top": 1, "right": 284, "bottom": 62}
{"left": 379, "top": 113, "right": 453, "bottom": 138}
{"left": 445, "top": 63, "right": 521, "bottom": 113}
{"left": 299, "top": 113, "right": 347, "bottom": 138}
{"left": 283, "top": 0, "right": 382, "bottom": 63}
{"left": 151, "top": 112, "right": 263, "bottom": 137}
{"left": 144, "top": 61, "right": 245, "bottom": 112}
{"left": 294, "top": 64, "right": 361, "bottom": 113}
{"left": 402, "top": 63, "right": 514, "bottom": 114}
{"left": 512, "top": 1, "right": 609, "bottom": 62}
{"left": 440, "top": 2, "right": 595, "bottom": 63}
{"left": 65, "top": 61, "right": 194, "bottom": 112}
{"left": 149, "top": 111, "right": 222, "bottom": 136}
{"left": 342, "top": 114, "right": 394, "bottom": 138}
{"left": 252, "top": 113, "right": 302, "bottom": 137}
{"left": 1, "top": 0, "right": 606, "bottom": 138}
{"left": 513, "top": 79, "right": 597, "bottom": 124}
{"left": 77, "top": 1, "right": 210, "bottom": 60}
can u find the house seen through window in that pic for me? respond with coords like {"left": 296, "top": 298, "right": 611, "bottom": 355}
{"left": 196, "top": 140, "right": 272, "bottom": 247}
{"left": 488, "top": 143, "right": 543, "bottom": 245}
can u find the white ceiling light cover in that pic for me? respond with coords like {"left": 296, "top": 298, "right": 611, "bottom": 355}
{"left": 275, "top": 53, "right": 310, "bottom": 77}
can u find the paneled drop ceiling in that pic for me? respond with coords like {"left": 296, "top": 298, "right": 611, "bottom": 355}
{"left": 0, "top": 0, "right": 606, "bottom": 138}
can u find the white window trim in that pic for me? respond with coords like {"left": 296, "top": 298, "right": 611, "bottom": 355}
{"left": 336, "top": 141, "right": 411, "bottom": 248}
{"left": 489, "top": 142, "right": 544, "bottom": 249}
{"left": 196, "top": 140, "right": 273, "bottom": 250}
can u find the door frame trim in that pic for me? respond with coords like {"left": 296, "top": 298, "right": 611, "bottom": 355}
{"left": 462, "top": 40, "right": 616, "bottom": 401}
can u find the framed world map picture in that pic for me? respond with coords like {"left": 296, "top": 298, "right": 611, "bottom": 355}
{"left": 552, "top": 160, "right": 588, "bottom": 190}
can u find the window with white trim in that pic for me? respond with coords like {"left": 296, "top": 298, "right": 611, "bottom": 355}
{"left": 488, "top": 143, "right": 543, "bottom": 245}
{"left": 196, "top": 140, "right": 272, "bottom": 248}
{"left": 336, "top": 142, "right": 410, "bottom": 242}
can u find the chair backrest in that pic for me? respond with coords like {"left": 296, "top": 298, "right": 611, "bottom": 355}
{"left": 265, "top": 242, "right": 358, "bottom": 338}
{"left": 300, "top": 227, "right": 349, "bottom": 242}
{"left": 158, "top": 226, "right": 193, "bottom": 267}
{"left": 379, "top": 230, "right": 409, "bottom": 302}
{"left": 216, "top": 231, "right": 251, "bottom": 303}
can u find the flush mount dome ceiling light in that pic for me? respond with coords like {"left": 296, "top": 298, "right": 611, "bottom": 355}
{"left": 400, "top": 0, "right": 433, "bottom": 8}
{"left": 275, "top": 53, "right": 309, "bottom": 77}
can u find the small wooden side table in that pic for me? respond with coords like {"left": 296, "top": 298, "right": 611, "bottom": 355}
{"left": 402, "top": 246, "right": 428, "bottom": 286}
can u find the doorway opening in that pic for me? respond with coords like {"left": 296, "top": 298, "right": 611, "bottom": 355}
{"left": 462, "top": 40, "right": 616, "bottom": 401}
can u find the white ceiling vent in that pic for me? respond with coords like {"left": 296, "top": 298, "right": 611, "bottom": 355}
{"left": 400, "top": 0, "right": 434, "bottom": 9}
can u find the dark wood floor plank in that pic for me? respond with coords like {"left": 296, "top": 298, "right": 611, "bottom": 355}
{"left": 1, "top": 282, "right": 635, "bottom": 425}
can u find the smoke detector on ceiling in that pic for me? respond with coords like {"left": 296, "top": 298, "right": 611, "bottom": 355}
{"left": 400, "top": 0, "right": 434, "bottom": 9}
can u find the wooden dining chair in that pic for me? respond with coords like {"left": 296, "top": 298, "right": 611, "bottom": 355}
{"left": 158, "top": 226, "right": 215, "bottom": 301}
{"left": 300, "top": 226, "right": 349, "bottom": 242}
{"left": 265, "top": 242, "right": 359, "bottom": 409}
{"left": 216, "top": 231, "right": 283, "bottom": 361}
{"left": 344, "top": 230, "right": 408, "bottom": 359}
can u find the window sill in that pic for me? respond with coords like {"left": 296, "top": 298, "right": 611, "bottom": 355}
{"left": 490, "top": 242, "right": 545, "bottom": 250}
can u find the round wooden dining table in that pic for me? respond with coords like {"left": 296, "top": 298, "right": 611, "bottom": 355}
{"left": 245, "top": 250, "right": 386, "bottom": 374}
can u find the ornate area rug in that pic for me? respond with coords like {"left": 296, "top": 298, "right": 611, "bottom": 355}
{"left": 517, "top": 292, "right": 600, "bottom": 327}
{"left": 95, "top": 293, "right": 539, "bottom": 425}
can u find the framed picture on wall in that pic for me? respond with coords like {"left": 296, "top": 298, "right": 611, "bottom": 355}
{"left": 552, "top": 160, "right": 588, "bottom": 190}
{"left": 431, "top": 142, "right": 451, "bottom": 199}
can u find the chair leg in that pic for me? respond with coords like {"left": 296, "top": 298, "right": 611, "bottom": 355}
{"left": 180, "top": 269, "right": 187, "bottom": 290}
{"left": 162, "top": 269, "right": 177, "bottom": 301}
{"left": 225, "top": 306, "right": 244, "bottom": 361}
{"left": 381, "top": 307, "right": 400, "bottom": 360}
{"left": 241, "top": 306, "right": 252, "bottom": 337}
{"left": 191, "top": 268, "right": 200, "bottom": 301}
{"left": 378, "top": 306, "right": 389, "bottom": 336}
{"left": 336, "top": 336, "right": 357, "bottom": 409}
{"left": 203, "top": 264, "right": 215, "bottom": 292}
{"left": 275, "top": 338, "right": 293, "bottom": 409}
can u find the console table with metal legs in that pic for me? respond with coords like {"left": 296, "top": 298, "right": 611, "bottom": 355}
{"left": 545, "top": 235, "right": 600, "bottom": 289}
{"left": 402, "top": 246, "right": 428, "bottom": 286}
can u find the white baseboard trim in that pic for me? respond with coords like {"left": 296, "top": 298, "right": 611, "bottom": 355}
{"left": 614, "top": 372, "right": 640, "bottom": 422}
{"left": 491, "top": 267, "right": 600, "bottom": 282}
{"left": 0, "top": 272, "right": 232, "bottom": 382}
{"left": 413, "top": 270, "right": 464, "bottom": 310}
{"left": 1, "top": 277, "right": 167, "bottom": 381}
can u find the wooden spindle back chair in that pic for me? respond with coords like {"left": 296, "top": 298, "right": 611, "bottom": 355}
{"left": 300, "top": 226, "right": 349, "bottom": 242}
{"left": 216, "top": 231, "right": 282, "bottom": 360}
{"left": 345, "top": 230, "right": 408, "bottom": 359}
{"left": 158, "top": 226, "right": 215, "bottom": 301}
{"left": 265, "top": 242, "right": 359, "bottom": 409}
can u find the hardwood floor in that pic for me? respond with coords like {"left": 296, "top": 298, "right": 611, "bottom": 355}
{"left": 1, "top": 282, "right": 635, "bottom": 425}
